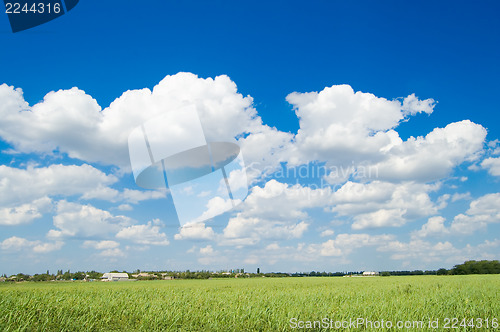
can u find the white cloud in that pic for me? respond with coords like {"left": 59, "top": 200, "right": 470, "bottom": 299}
{"left": 1, "top": 236, "right": 63, "bottom": 253}
{"left": 0, "top": 236, "right": 30, "bottom": 250}
{"left": 412, "top": 216, "right": 450, "bottom": 238}
{"left": 0, "top": 74, "right": 268, "bottom": 170}
{"left": 196, "top": 245, "right": 221, "bottom": 265}
{"left": 377, "top": 238, "right": 500, "bottom": 266}
{"left": 352, "top": 208, "right": 407, "bottom": 230}
{"left": 451, "top": 192, "right": 471, "bottom": 202}
{"left": 0, "top": 164, "right": 116, "bottom": 207}
{"left": 49, "top": 201, "right": 132, "bottom": 238}
{"left": 116, "top": 221, "right": 169, "bottom": 246}
{"left": 174, "top": 223, "right": 215, "bottom": 241}
{"left": 77, "top": 185, "right": 166, "bottom": 204}
{"left": 412, "top": 193, "right": 500, "bottom": 237}
{"left": 330, "top": 181, "right": 440, "bottom": 229}
{"left": 450, "top": 193, "right": 500, "bottom": 234}
{"left": 32, "top": 241, "right": 64, "bottom": 253}
{"left": 0, "top": 197, "right": 51, "bottom": 226}
{"left": 401, "top": 93, "right": 436, "bottom": 116}
{"left": 265, "top": 243, "right": 280, "bottom": 250}
{"left": 267, "top": 233, "right": 396, "bottom": 260}
{"left": 222, "top": 215, "right": 309, "bottom": 246}
{"left": 319, "top": 240, "right": 343, "bottom": 257}
{"left": 199, "top": 245, "right": 214, "bottom": 255}
{"left": 378, "top": 239, "right": 459, "bottom": 263}
{"left": 100, "top": 248, "right": 125, "bottom": 257}
{"left": 285, "top": 85, "right": 435, "bottom": 167}
{"left": 119, "top": 189, "right": 166, "bottom": 204}
{"left": 482, "top": 157, "right": 500, "bottom": 177}
{"left": 117, "top": 204, "right": 133, "bottom": 211}
{"left": 217, "top": 180, "right": 333, "bottom": 246}
{"left": 320, "top": 229, "right": 335, "bottom": 237}
{"left": 238, "top": 180, "right": 331, "bottom": 220}
{"left": 318, "top": 233, "right": 394, "bottom": 257}
{"left": 0, "top": 164, "right": 163, "bottom": 211}
{"left": 83, "top": 240, "right": 120, "bottom": 250}
{"left": 191, "top": 196, "right": 238, "bottom": 224}
{"left": 373, "top": 120, "right": 486, "bottom": 182}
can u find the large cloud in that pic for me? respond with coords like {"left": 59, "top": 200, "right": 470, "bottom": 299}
{"left": 0, "top": 197, "right": 52, "bottom": 226}
{"left": 1, "top": 236, "right": 63, "bottom": 253}
{"left": 0, "top": 164, "right": 117, "bottom": 206}
{"left": 482, "top": 157, "right": 500, "bottom": 177}
{"left": 0, "top": 73, "right": 271, "bottom": 170}
{"left": 116, "top": 220, "right": 169, "bottom": 246}
{"left": 373, "top": 120, "right": 486, "bottom": 182}
{"left": 219, "top": 180, "right": 332, "bottom": 246}
{"left": 450, "top": 193, "right": 500, "bottom": 234}
{"left": 330, "top": 181, "right": 440, "bottom": 229}
{"left": 285, "top": 86, "right": 435, "bottom": 167}
{"left": 48, "top": 201, "right": 132, "bottom": 238}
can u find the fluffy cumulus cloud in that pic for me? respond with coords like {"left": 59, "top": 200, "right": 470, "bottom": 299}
{"left": 284, "top": 85, "right": 486, "bottom": 186}
{"left": 373, "top": 120, "right": 486, "bottom": 182}
{"left": 1, "top": 236, "right": 63, "bottom": 253}
{"left": 83, "top": 240, "right": 124, "bottom": 257}
{"left": 377, "top": 238, "right": 500, "bottom": 266}
{"left": 0, "top": 197, "right": 52, "bottom": 226}
{"left": 48, "top": 201, "right": 132, "bottom": 238}
{"left": 219, "top": 180, "right": 331, "bottom": 246}
{"left": 317, "top": 233, "right": 394, "bottom": 257}
{"left": 83, "top": 240, "right": 120, "bottom": 250}
{"left": 377, "top": 239, "right": 459, "bottom": 263}
{"left": 411, "top": 193, "right": 500, "bottom": 237}
{"left": 0, "top": 74, "right": 271, "bottom": 170}
{"left": 330, "top": 181, "right": 440, "bottom": 229}
{"left": 116, "top": 220, "right": 169, "bottom": 246}
{"left": 174, "top": 223, "right": 215, "bottom": 241}
{"left": 482, "top": 157, "right": 500, "bottom": 177}
{"left": 0, "top": 164, "right": 117, "bottom": 206}
{"left": 285, "top": 85, "right": 436, "bottom": 167}
{"left": 412, "top": 216, "right": 450, "bottom": 238}
{"left": 449, "top": 193, "right": 500, "bottom": 234}
{"left": 0, "top": 164, "right": 164, "bottom": 225}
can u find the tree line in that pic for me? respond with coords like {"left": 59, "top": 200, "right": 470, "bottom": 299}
{"left": 2, "top": 260, "right": 499, "bottom": 282}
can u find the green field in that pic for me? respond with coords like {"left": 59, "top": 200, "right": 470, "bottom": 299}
{"left": 1, "top": 275, "right": 499, "bottom": 331}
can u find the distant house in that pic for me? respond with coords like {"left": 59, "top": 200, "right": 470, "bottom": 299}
{"left": 101, "top": 272, "right": 129, "bottom": 281}
{"left": 362, "top": 271, "right": 379, "bottom": 276}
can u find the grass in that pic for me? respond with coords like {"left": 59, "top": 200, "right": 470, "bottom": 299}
{"left": 1, "top": 275, "right": 499, "bottom": 331}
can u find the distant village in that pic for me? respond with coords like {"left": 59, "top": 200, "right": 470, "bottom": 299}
{"left": 1, "top": 269, "right": 383, "bottom": 282}
{"left": 2, "top": 260, "right": 498, "bottom": 282}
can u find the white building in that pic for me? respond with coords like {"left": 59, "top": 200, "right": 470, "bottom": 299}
{"left": 362, "top": 271, "right": 379, "bottom": 276}
{"left": 101, "top": 272, "right": 129, "bottom": 281}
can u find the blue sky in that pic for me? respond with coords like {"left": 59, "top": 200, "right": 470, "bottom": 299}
{"left": 1, "top": 0, "right": 499, "bottom": 275}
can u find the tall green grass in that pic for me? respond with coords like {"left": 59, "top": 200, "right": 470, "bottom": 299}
{"left": 1, "top": 275, "right": 499, "bottom": 331}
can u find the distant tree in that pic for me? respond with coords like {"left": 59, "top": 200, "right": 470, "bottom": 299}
{"left": 437, "top": 268, "right": 448, "bottom": 275}
{"left": 452, "top": 260, "right": 500, "bottom": 275}
{"left": 62, "top": 271, "right": 72, "bottom": 280}
{"left": 381, "top": 271, "right": 391, "bottom": 277}
{"left": 257, "top": 268, "right": 260, "bottom": 274}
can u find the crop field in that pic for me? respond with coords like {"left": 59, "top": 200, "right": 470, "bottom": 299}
{"left": 1, "top": 275, "right": 499, "bottom": 331}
